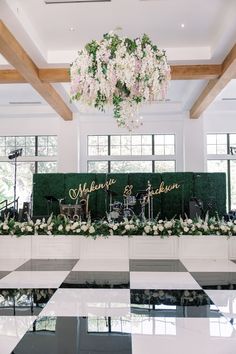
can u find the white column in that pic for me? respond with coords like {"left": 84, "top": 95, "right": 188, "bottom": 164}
{"left": 183, "top": 115, "right": 205, "bottom": 172}
{"left": 57, "top": 115, "right": 79, "bottom": 172}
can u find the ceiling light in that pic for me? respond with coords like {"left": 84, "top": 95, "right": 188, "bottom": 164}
{"left": 9, "top": 101, "right": 42, "bottom": 105}
{"left": 45, "top": 0, "right": 111, "bottom": 4}
{"left": 69, "top": 27, "right": 75, "bottom": 31}
{"left": 181, "top": 23, "right": 185, "bottom": 28}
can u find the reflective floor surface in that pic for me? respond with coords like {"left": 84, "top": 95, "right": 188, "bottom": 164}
{"left": 0, "top": 258, "right": 235, "bottom": 353}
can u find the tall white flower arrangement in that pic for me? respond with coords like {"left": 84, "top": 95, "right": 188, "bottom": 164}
{"left": 70, "top": 32, "right": 170, "bottom": 130}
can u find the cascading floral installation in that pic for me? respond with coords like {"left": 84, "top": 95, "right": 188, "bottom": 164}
{"left": 70, "top": 32, "right": 170, "bottom": 130}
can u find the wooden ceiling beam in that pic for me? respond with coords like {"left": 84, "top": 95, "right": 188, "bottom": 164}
{"left": 0, "top": 69, "right": 26, "bottom": 83}
{"left": 171, "top": 64, "right": 222, "bottom": 80}
{"left": 0, "top": 64, "right": 222, "bottom": 84}
{"left": 0, "top": 20, "right": 72, "bottom": 120}
{"left": 190, "top": 44, "right": 236, "bottom": 119}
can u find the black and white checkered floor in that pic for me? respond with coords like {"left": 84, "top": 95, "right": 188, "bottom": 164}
{"left": 1, "top": 258, "right": 236, "bottom": 353}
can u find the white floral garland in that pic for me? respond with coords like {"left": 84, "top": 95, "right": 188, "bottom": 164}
{"left": 0, "top": 215, "right": 235, "bottom": 237}
{"left": 70, "top": 32, "right": 170, "bottom": 130}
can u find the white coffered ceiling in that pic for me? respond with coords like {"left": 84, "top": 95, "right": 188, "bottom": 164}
{"left": 0, "top": 0, "right": 236, "bottom": 117}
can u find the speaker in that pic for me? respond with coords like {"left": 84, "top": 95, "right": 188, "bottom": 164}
{"left": 21, "top": 202, "right": 30, "bottom": 221}
{"left": 189, "top": 198, "right": 203, "bottom": 219}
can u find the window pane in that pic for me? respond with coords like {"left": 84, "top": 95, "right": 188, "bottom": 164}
{"left": 132, "top": 146, "right": 142, "bottom": 155}
{"left": 207, "top": 134, "right": 227, "bottom": 156}
{"left": 110, "top": 161, "right": 152, "bottom": 173}
{"left": 110, "top": 136, "right": 120, "bottom": 145}
{"left": 38, "top": 136, "right": 48, "bottom": 146}
{"left": 142, "top": 146, "right": 152, "bottom": 155}
{"left": 26, "top": 136, "right": 35, "bottom": 146}
{"left": 155, "top": 161, "right": 175, "bottom": 173}
{"left": 38, "top": 162, "right": 57, "bottom": 173}
{"left": 154, "top": 134, "right": 175, "bottom": 156}
{"left": 132, "top": 135, "right": 141, "bottom": 145}
{"left": 38, "top": 146, "right": 48, "bottom": 156}
{"left": 88, "top": 135, "right": 108, "bottom": 156}
{"left": 87, "top": 161, "right": 108, "bottom": 173}
{"left": 165, "top": 145, "right": 175, "bottom": 155}
{"left": 121, "top": 146, "right": 131, "bottom": 155}
{"left": 110, "top": 146, "right": 120, "bottom": 155}
{"left": 98, "top": 136, "right": 108, "bottom": 145}
{"left": 207, "top": 134, "right": 216, "bottom": 144}
{"left": 88, "top": 136, "right": 98, "bottom": 145}
{"left": 230, "top": 160, "right": 236, "bottom": 209}
{"left": 121, "top": 136, "right": 131, "bottom": 145}
{"left": 165, "top": 135, "right": 174, "bottom": 144}
{"left": 142, "top": 135, "right": 152, "bottom": 144}
{"left": 0, "top": 161, "right": 35, "bottom": 208}
{"left": 207, "top": 145, "right": 217, "bottom": 155}
{"left": 155, "top": 135, "right": 164, "bottom": 145}
{"left": 155, "top": 146, "right": 165, "bottom": 155}
{"left": 217, "top": 134, "right": 227, "bottom": 144}
{"left": 217, "top": 145, "right": 227, "bottom": 154}
{"left": 230, "top": 134, "right": 236, "bottom": 145}
{"left": 6, "top": 137, "right": 15, "bottom": 146}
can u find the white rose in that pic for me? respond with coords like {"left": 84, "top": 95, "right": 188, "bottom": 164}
{"left": 187, "top": 219, "right": 193, "bottom": 224}
{"left": 153, "top": 225, "right": 158, "bottom": 231}
{"left": 81, "top": 224, "right": 88, "bottom": 232}
{"left": 125, "top": 224, "right": 130, "bottom": 230}
{"left": 112, "top": 225, "right": 118, "bottom": 231}
{"left": 2, "top": 224, "right": 9, "bottom": 230}
{"left": 71, "top": 222, "right": 79, "bottom": 230}
{"left": 144, "top": 225, "right": 151, "bottom": 233}
{"left": 26, "top": 226, "right": 33, "bottom": 232}
{"left": 164, "top": 221, "right": 172, "bottom": 229}
{"left": 89, "top": 226, "right": 95, "bottom": 234}
{"left": 158, "top": 225, "right": 164, "bottom": 232}
{"left": 65, "top": 224, "right": 71, "bottom": 232}
{"left": 183, "top": 227, "right": 189, "bottom": 233}
{"left": 58, "top": 225, "right": 63, "bottom": 231}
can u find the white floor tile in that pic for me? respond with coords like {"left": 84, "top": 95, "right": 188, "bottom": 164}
{"left": 206, "top": 290, "right": 236, "bottom": 318}
{"left": 132, "top": 317, "right": 236, "bottom": 354}
{"left": 0, "top": 271, "right": 69, "bottom": 288}
{"left": 0, "top": 259, "right": 29, "bottom": 271}
{"left": 0, "top": 316, "right": 36, "bottom": 354}
{"left": 130, "top": 272, "right": 201, "bottom": 289}
{"left": 40, "top": 288, "right": 130, "bottom": 317}
{"left": 181, "top": 259, "right": 236, "bottom": 272}
{"left": 73, "top": 258, "right": 129, "bottom": 271}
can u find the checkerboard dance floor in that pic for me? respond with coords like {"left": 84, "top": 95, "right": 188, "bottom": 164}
{"left": 1, "top": 258, "right": 236, "bottom": 353}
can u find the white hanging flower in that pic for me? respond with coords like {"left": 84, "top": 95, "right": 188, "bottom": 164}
{"left": 70, "top": 32, "right": 170, "bottom": 131}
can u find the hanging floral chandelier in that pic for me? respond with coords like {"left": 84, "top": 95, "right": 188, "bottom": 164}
{"left": 70, "top": 32, "right": 170, "bottom": 130}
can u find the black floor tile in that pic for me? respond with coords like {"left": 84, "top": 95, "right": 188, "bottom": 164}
{"left": 0, "top": 271, "right": 10, "bottom": 280}
{"left": 0, "top": 288, "right": 56, "bottom": 316}
{"left": 191, "top": 272, "right": 236, "bottom": 289}
{"left": 130, "top": 289, "right": 222, "bottom": 318}
{"left": 60, "top": 271, "right": 130, "bottom": 288}
{"left": 16, "top": 259, "right": 79, "bottom": 271}
{"left": 11, "top": 316, "right": 132, "bottom": 354}
{"left": 129, "top": 259, "right": 187, "bottom": 272}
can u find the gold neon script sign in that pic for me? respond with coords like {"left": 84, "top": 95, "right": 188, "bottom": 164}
{"left": 69, "top": 178, "right": 116, "bottom": 200}
{"left": 150, "top": 181, "right": 180, "bottom": 196}
{"left": 122, "top": 181, "right": 180, "bottom": 198}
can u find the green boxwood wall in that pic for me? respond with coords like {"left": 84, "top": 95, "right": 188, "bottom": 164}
{"left": 32, "top": 172, "right": 226, "bottom": 219}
